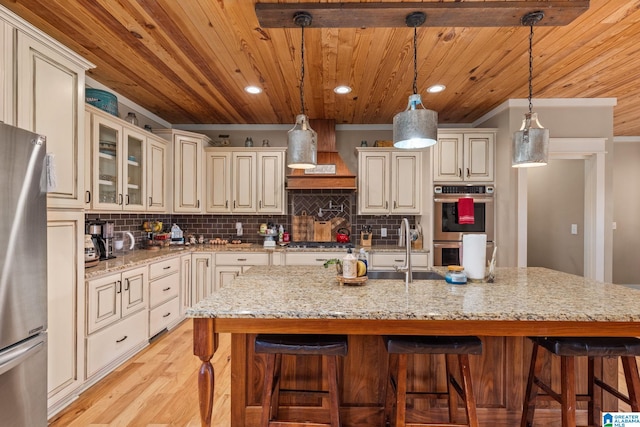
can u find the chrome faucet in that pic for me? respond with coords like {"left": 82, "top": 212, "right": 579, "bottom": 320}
{"left": 395, "top": 218, "right": 412, "bottom": 284}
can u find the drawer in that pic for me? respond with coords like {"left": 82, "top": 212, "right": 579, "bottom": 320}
{"left": 149, "top": 256, "right": 181, "bottom": 280}
{"left": 149, "top": 273, "right": 179, "bottom": 308}
{"left": 216, "top": 252, "right": 269, "bottom": 266}
{"left": 285, "top": 252, "right": 344, "bottom": 266}
{"left": 370, "top": 252, "right": 430, "bottom": 270}
{"left": 149, "top": 297, "right": 180, "bottom": 337}
{"left": 86, "top": 309, "right": 148, "bottom": 378}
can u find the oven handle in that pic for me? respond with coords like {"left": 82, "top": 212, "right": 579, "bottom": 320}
{"left": 434, "top": 196, "right": 494, "bottom": 203}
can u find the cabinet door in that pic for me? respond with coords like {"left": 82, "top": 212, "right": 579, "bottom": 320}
{"left": 121, "top": 267, "right": 147, "bottom": 317}
{"left": 434, "top": 134, "right": 464, "bottom": 182}
{"left": 87, "top": 273, "right": 122, "bottom": 334}
{"left": 174, "top": 134, "right": 202, "bottom": 212}
{"left": 46, "top": 211, "right": 84, "bottom": 401}
{"left": 205, "top": 151, "right": 231, "bottom": 213}
{"left": 92, "top": 114, "right": 123, "bottom": 210}
{"left": 191, "top": 253, "right": 213, "bottom": 302}
{"left": 214, "top": 266, "right": 242, "bottom": 292}
{"left": 123, "top": 128, "right": 145, "bottom": 211}
{"left": 464, "top": 133, "right": 494, "bottom": 182}
{"left": 16, "top": 32, "right": 86, "bottom": 208}
{"left": 146, "top": 136, "right": 167, "bottom": 212}
{"left": 180, "top": 254, "right": 192, "bottom": 314}
{"left": 232, "top": 152, "right": 256, "bottom": 213}
{"left": 391, "top": 152, "right": 421, "bottom": 214}
{"left": 358, "top": 152, "right": 390, "bottom": 214}
{"left": 257, "top": 151, "right": 284, "bottom": 214}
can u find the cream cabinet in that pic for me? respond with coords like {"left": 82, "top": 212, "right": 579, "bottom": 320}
{"left": 148, "top": 257, "right": 181, "bottom": 337}
{"left": 369, "top": 251, "right": 430, "bottom": 271}
{"left": 85, "top": 267, "right": 149, "bottom": 378}
{"left": 85, "top": 106, "right": 168, "bottom": 212}
{"left": 14, "top": 28, "right": 92, "bottom": 209}
{"left": 191, "top": 253, "right": 213, "bottom": 304}
{"left": 357, "top": 148, "right": 422, "bottom": 215}
{"left": 146, "top": 135, "right": 168, "bottom": 212}
{"left": 285, "top": 252, "right": 346, "bottom": 266}
{"left": 180, "top": 254, "right": 192, "bottom": 316}
{"left": 433, "top": 132, "right": 495, "bottom": 182}
{"left": 155, "top": 128, "right": 210, "bottom": 213}
{"left": 46, "top": 211, "right": 85, "bottom": 410}
{"left": 205, "top": 148, "right": 285, "bottom": 214}
{"left": 214, "top": 252, "right": 269, "bottom": 291}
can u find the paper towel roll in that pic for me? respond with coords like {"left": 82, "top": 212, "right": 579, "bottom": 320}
{"left": 462, "top": 234, "right": 487, "bottom": 280}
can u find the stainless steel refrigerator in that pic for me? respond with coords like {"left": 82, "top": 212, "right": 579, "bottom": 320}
{"left": 0, "top": 122, "right": 48, "bottom": 426}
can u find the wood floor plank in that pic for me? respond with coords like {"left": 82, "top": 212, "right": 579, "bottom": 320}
{"left": 48, "top": 319, "right": 232, "bottom": 427}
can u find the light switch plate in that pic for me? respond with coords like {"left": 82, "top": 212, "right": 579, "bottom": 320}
{"left": 381, "top": 227, "right": 387, "bottom": 237}
{"left": 571, "top": 224, "right": 578, "bottom": 235}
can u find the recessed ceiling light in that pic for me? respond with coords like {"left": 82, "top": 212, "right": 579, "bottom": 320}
{"left": 244, "top": 85, "right": 262, "bottom": 94}
{"left": 426, "top": 84, "right": 446, "bottom": 94}
{"left": 334, "top": 85, "right": 352, "bottom": 94}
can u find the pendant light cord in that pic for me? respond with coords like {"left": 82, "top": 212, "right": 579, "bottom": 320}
{"left": 412, "top": 25, "right": 418, "bottom": 95}
{"left": 300, "top": 23, "right": 306, "bottom": 116}
{"left": 528, "top": 22, "right": 534, "bottom": 114}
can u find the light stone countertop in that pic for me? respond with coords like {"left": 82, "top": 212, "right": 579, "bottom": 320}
{"left": 186, "top": 265, "right": 640, "bottom": 322}
{"left": 84, "top": 244, "right": 422, "bottom": 280}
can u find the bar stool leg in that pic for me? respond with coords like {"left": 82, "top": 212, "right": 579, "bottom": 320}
{"left": 521, "top": 342, "right": 542, "bottom": 427}
{"left": 560, "top": 355, "right": 577, "bottom": 427}
{"left": 261, "top": 353, "right": 277, "bottom": 427}
{"left": 446, "top": 354, "right": 459, "bottom": 423}
{"left": 621, "top": 356, "right": 640, "bottom": 411}
{"left": 395, "top": 354, "right": 408, "bottom": 427}
{"left": 588, "top": 357, "right": 597, "bottom": 427}
{"left": 384, "top": 354, "right": 397, "bottom": 426}
{"left": 458, "top": 354, "right": 479, "bottom": 427}
{"left": 327, "top": 355, "right": 341, "bottom": 427}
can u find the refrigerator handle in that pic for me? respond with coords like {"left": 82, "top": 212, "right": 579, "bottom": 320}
{"left": 0, "top": 339, "right": 45, "bottom": 377}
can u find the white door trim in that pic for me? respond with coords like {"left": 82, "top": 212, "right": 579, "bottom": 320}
{"left": 517, "top": 138, "right": 607, "bottom": 281}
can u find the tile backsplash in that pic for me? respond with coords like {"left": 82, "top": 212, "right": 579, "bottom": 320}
{"left": 85, "top": 190, "right": 414, "bottom": 246}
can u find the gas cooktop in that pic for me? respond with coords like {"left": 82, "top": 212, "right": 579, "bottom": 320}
{"left": 288, "top": 242, "right": 354, "bottom": 249}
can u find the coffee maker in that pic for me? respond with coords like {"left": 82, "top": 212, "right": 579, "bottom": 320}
{"left": 87, "top": 219, "right": 116, "bottom": 260}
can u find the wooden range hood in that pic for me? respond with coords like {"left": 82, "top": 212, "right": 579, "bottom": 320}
{"left": 286, "top": 119, "right": 356, "bottom": 190}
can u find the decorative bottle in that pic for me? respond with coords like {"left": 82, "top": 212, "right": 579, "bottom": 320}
{"left": 342, "top": 248, "right": 357, "bottom": 279}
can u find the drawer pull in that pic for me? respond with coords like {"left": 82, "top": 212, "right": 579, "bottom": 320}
{"left": 163, "top": 266, "right": 172, "bottom": 270}
{"left": 116, "top": 335, "right": 128, "bottom": 343}
{"left": 237, "top": 258, "right": 247, "bottom": 261}
{"left": 163, "top": 287, "right": 171, "bottom": 292}
{"left": 315, "top": 258, "right": 328, "bottom": 262}
{"left": 394, "top": 259, "right": 404, "bottom": 262}
{"left": 162, "top": 312, "right": 171, "bottom": 318}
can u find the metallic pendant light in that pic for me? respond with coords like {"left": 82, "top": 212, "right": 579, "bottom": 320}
{"left": 287, "top": 11, "right": 317, "bottom": 169}
{"left": 512, "top": 11, "right": 549, "bottom": 168}
{"left": 393, "top": 12, "right": 438, "bottom": 149}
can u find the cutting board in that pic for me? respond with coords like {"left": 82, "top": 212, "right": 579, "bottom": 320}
{"left": 292, "top": 211, "right": 313, "bottom": 241}
{"left": 313, "top": 220, "right": 332, "bottom": 242}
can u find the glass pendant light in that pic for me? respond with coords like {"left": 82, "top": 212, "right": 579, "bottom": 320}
{"left": 287, "top": 12, "right": 317, "bottom": 169}
{"left": 393, "top": 12, "right": 438, "bottom": 149}
{"left": 512, "top": 11, "right": 549, "bottom": 168}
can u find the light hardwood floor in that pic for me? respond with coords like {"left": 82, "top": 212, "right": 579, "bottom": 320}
{"left": 48, "top": 320, "right": 231, "bottom": 427}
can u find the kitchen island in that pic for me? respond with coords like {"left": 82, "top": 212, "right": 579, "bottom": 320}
{"left": 186, "top": 266, "right": 640, "bottom": 427}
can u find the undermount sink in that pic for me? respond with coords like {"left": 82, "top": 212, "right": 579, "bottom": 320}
{"left": 367, "top": 271, "right": 445, "bottom": 281}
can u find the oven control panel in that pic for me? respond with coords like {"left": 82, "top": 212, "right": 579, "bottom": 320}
{"left": 434, "top": 185, "right": 494, "bottom": 195}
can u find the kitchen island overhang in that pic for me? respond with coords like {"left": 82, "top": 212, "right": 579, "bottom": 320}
{"left": 187, "top": 266, "right": 640, "bottom": 426}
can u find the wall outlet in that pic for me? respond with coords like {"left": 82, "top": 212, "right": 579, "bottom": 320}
{"left": 381, "top": 227, "right": 387, "bottom": 237}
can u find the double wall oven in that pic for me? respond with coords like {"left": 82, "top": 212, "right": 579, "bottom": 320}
{"left": 433, "top": 185, "right": 495, "bottom": 266}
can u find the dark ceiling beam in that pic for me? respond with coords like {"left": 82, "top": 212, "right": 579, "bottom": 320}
{"left": 255, "top": 1, "right": 589, "bottom": 28}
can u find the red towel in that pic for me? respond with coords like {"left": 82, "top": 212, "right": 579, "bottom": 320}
{"left": 458, "top": 197, "right": 475, "bottom": 224}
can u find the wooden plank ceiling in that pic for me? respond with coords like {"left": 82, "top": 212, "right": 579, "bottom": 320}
{"left": 2, "top": 0, "right": 640, "bottom": 136}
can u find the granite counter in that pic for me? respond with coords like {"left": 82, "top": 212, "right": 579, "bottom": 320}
{"left": 187, "top": 265, "right": 640, "bottom": 426}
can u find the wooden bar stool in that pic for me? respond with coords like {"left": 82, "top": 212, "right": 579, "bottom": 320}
{"left": 382, "top": 335, "right": 483, "bottom": 427}
{"left": 521, "top": 336, "right": 640, "bottom": 427}
{"left": 255, "top": 334, "right": 348, "bottom": 427}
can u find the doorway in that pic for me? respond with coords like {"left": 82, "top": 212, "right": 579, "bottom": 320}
{"left": 527, "top": 159, "right": 585, "bottom": 276}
